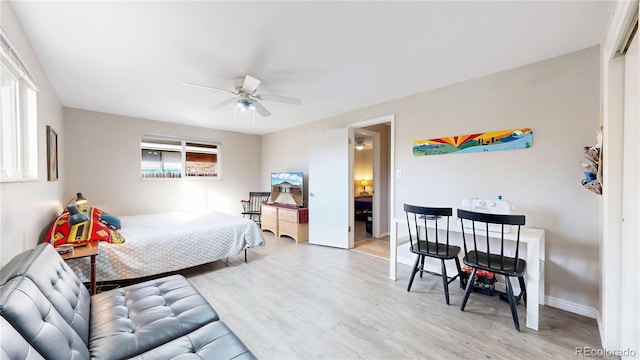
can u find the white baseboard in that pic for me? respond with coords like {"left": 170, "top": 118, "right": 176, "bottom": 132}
{"left": 397, "top": 255, "right": 413, "bottom": 266}
{"left": 596, "top": 310, "right": 605, "bottom": 346}
{"left": 545, "top": 295, "right": 597, "bottom": 319}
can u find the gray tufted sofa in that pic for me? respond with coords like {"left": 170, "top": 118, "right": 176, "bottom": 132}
{"left": 0, "top": 243, "right": 256, "bottom": 360}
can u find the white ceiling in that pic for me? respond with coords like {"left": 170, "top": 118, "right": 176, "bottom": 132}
{"left": 10, "top": 1, "right": 615, "bottom": 135}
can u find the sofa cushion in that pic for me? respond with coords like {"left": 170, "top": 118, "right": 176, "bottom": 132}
{"left": 128, "top": 321, "right": 257, "bottom": 360}
{"left": 0, "top": 277, "right": 90, "bottom": 360}
{"left": 0, "top": 243, "right": 91, "bottom": 346}
{"left": 1, "top": 317, "right": 46, "bottom": 360}
{"left": 89, "top": 274, "right": 219, "bottom": 360}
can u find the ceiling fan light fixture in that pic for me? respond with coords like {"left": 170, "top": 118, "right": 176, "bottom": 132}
{"left": 184, "top": 75, "right": 300, "bottom": 119}
{"left": 355, "top": 144, "right": 364, "bottom": 151}
{"left": 236, "top": 99, "right": 254, "bottom": 111}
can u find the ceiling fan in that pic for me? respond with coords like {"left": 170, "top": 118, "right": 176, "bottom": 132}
{"left": 183, "top": 75, "right": 301, "bottom": 117}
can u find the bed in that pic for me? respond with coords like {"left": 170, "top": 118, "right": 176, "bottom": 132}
{"left": 355, "top": 196, "right": 372, "bottom": 220}
{"left": 65, "top": 209, "right": 265, "bottom": 282}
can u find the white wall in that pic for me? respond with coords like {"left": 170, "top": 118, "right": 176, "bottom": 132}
{"left": 63, "top": 108, "right": 262, "bottom": 216}
{"left": 262, "top": 47, "right": 601, "bottom": 313}
{"left": 354, "top": 149, "right": 373, "bottom": 188}
{"left": 0, "top": 2, "right": 64, "bottom": 265}
{"left": 362, "top": 123, "right": 391, "bottom": 234}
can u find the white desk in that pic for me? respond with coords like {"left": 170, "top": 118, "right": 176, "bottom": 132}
{"left": 390, "top": 217, "right": 545, "bottom": 331}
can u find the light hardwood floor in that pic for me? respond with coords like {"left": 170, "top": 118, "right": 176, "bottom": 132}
{"left": 353, "top": 220, "right": 390, "bottom": 259}
{"left": 181, "top": 231, "right": 603, "bottom": 359}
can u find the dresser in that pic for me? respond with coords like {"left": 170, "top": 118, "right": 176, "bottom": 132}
{"left": 261, "top": 204, "right": 308, "bottom": 243}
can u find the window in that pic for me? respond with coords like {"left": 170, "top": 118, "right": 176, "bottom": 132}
{"left": 141, "top": 134, "right": 221, "bottom": 179}
{"left": 185, "top": 142, "right": 218, "bottom": 177}
{"left": 1, "top": 28, "right": 38, "bottom": 181}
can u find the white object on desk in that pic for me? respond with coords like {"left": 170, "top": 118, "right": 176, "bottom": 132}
{"left": 390, "top": 216, "right": 545, "bottom": 331}
{"left": 460, "top": 198, "right": 514, "bottom": 233}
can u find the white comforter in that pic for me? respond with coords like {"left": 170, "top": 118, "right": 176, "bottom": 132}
{"left": 66, "top": 209, "right": 265, "bottom": 282}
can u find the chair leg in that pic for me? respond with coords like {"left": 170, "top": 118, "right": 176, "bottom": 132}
{"left": 505, "top": 276, "right": 521, "bottom": 331}
{"left": 518, "top": 276, "right": 527, "bottom": 306}
{"left": 460, "top": 268, "right": 477, "bottom": 311}
{"left": 441, "top": 259, "right": 450, "bottom": 305}
{"left": 454, "top": 257, "right": 463, "bottom": 288}
{"left": 419, "top": 255, "right": 425, "bottom": 278}
{"left": 407, "top": 255, "right": 421, "bottom": 292}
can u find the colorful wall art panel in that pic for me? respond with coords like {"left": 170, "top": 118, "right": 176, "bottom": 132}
{"left": 413, "top": 128, "right": 533, "bottom": 156}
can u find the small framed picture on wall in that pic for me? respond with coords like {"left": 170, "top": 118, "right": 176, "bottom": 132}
{"left": 47, "top": 125, "right": 58, "bottom": 181}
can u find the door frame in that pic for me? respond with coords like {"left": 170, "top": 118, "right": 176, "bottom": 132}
{"left": 347, "top": 114, "right": 395, "bottom": 249}
{"left": 353, "top": 127, "right": 381, "bottom": 237}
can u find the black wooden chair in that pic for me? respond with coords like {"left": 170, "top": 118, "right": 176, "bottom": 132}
{"left": 241, "top": 192, "right": 271, "bottom": 225}
{"left": 404, "top": 204, "right": 462, "bottom": 305}
{"left": 457, "top": 208, "right": 527, "bottom": 331}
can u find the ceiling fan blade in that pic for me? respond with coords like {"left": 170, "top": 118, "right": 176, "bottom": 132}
{"left": 252, "top": 100, "right": 271, "bottom": 117}
{"left": 183, "top": 82, "right": 237, "bottom": 95}
{"left": 256, "top": 94, "right": 302, "bottom": 105}
{"left": 208, "top": 97, "right": 236, "bottom": 111}
{"left": 241, "top": 75, "right": 261, "bottom": 94}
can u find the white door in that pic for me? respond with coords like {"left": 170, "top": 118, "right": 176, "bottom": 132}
{"left": 308, "top": 128, "right": 352, "bottom": 248}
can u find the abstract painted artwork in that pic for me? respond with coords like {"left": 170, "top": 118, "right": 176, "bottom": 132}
{"left": 46, "top": 125, "right": 58, "bottom": 180}
{"left": 413, "top": 128, "right": 533, "bottom": 156}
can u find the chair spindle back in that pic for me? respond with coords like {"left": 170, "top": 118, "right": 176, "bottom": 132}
{"left": 404, "top": 204, "right": 453, "bottom": 257}
{"left": 457, "top": 209, "right": 525, "bottom": 272}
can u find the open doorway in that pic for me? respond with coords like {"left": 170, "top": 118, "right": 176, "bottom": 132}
{"left": 349, "top": 116, "right": 393, "bottom": 259}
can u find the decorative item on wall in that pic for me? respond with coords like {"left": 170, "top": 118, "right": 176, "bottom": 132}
{"left": 46, "top": 125, "right": 58, "bottom": 181}
{"left": 412, "top": 128, "right": 533, "bottom": 156}
{"left": 581, "top": 126, "right": 602, "bottom": 195}
{"left": 581, "top": 146, "right": 601, "bottom": 194}
{"left": 581, "top": 125, "right": 603, "bottom": 195}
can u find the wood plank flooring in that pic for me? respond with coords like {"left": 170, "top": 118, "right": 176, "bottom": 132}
{"left": 181, "top": 231, "right": 604, "bottom": 359}
{"left": 353, "top": 238, "right": 390, "bottom": 259}
{"left": 353, "top": 220, "right": 390, "bottom": 259}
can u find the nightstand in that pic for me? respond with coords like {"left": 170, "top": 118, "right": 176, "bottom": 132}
{"left": 60, "top": 241, "right": 99, "bottom": 295}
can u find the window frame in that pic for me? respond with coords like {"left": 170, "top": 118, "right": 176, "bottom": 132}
{"left": 1, "top": 28, "right": 38, "bottom": 182}
{"left": 140, "top": 133, "right": 222, "bottom": 180}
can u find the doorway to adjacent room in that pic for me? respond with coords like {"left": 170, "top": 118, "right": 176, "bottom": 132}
{"left": 350, "top": 120, "right": 392, "bottom": 259}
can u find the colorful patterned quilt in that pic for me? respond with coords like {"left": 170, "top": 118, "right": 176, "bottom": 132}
{"left": 46, "top": 206, "right": 124, "bottom": 247}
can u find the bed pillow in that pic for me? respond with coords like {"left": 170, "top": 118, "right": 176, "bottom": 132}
{"left": 46, "top": 206, "right": 125, "bottom": 246}
{"left": 99, "top": 213, "right": 121, "bottom": 229}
